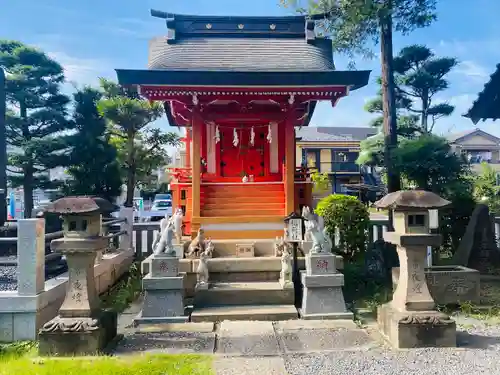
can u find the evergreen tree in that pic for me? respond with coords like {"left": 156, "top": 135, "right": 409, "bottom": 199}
{"left": 0, "top": 40, "right": 72, "bottom": 217}
{"left": 281, "top": 0, "right": 438, "bottom": 193}
{"left": 98, "top": 79, "right": 180, "bottom": 206}
{"left": 392, "top": 44, "right": 457, "bottom": 133}
{"left": 358, "top": 45, "right": 458, "bottom": 167}
{"left": 63, "top": 87, "right": 122, "bottom": 202}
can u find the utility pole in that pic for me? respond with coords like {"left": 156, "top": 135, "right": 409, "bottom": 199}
{"left": 0, "top": 69, "right": 7, "bottom": 226}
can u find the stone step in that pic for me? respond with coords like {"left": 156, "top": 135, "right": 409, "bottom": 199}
{"left": 190, "top": 304, "right": 298, "bottom": 322}
{"left": 202, "top": 201, "right": 285, "bottom": 210}
{"left": 202, "top": 208, "right": 285, "bottom": 217}
{"left": 194, "top": 281, "right": 295, "bottom": 306}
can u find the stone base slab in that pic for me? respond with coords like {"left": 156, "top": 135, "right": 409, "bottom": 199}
{"left": 143, "top": 274, "right": 185, "bottom": 290}
{"left": 133, "top": 314, "right": 189, "bottom": 326}
{"left": 38, "top": 310, "right": 117, "bottom": 356}
{"left": 140, "top": 289, "right": 185, "bottom": 319}
{"left": 377, "top": 303, "right": 456, "bottom": 348}
{"left": 301, "top": 271, "right": 350, "bottom": 318}
{"left": 301, "top": 272, "right": 344, "bottom": 288}
{"left": 299, "top": 310, "right": 353, "bottom": 320}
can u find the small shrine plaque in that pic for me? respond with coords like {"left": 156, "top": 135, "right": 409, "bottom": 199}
{"left": 236, "top": 243, "right": 255, "bottom": 257}
{"left": 286, "top": 218, "right": 303, "bottom": 242}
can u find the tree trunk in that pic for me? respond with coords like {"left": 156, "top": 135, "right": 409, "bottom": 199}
{"left": 23, "top": 164, "right": 34, "bottom": 218}
{"left": 124, "top": 132, "right": 135, "bottom": 207}
{"left": 20, "top": 102, "right": 34, "bottom": 218}
{"left": 421, "top": 89, "right": 429, "bottom": 133}
{"left": 0, "top": 69, "right": 6, "bottom": 225}
{"left": 379, "top": 11, "right": 401, "bottom": 195}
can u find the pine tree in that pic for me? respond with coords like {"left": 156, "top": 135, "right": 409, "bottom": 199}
{"left": 63, "top": 87, "right": 122, "bottom": 202}
{"left": 281, "top": 0, "right": 438, "bottom": 193}
{"left": 1, "top": 40, "right": 72, "bottom": 217}
{"left": 98, "top": 79, "right": 180, "bottom": 206}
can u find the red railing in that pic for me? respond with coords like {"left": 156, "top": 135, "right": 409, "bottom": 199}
{"left": 294, "top": 166, "right": 312, "bottom": 182}
{"left": 168, "top": 167, "right": 192, "bottom": 183}
{"left": 281, "top": 164, "right": 312, "bottom": 182}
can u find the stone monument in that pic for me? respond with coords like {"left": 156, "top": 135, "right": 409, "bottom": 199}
{"left": 299, "top": 206, "right": 352, "bottom": 320}
{"left": 452, "top": 204, "right": 500, "bottom": 275}
{"left": 375, "top": 190, "right": 456, "bottom": 348}
{"left": 135, "top": 216, "right": 188, "bottom": 324}
{"left": 38, "top": 196, "right": 118, "bottom": 356}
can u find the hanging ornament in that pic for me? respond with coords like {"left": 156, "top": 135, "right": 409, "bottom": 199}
{"left": 267, "top": 124, "right": 272, "bottom": 144}
{"left": 250, "top": 126, "right": 255, "bottom": 147}
{"left": 233, "top": 127, "right": 239, "bottom": 147}
{"left": 214, "top": 125, "right": 220, "bottom": 144}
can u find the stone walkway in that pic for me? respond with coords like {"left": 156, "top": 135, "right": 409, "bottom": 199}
{"left": 113, "top": 311, "right": 500, "bottom": 374}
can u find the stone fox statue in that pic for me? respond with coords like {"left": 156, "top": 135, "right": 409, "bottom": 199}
{"left": 172, "top": 207, "right": 184, "bottom": 243}
{"left": 186, "top": 228, "right": 206, "bottom": 258}
{"left": 153, "top": 217, "right": 175, "bottom": 256}
{"left": 301, "top": 206, "right": 332, "bottom": 254}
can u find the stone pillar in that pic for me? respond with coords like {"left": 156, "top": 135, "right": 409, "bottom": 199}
{"left": 135, "top": 254, "right": 188, "bottom": 325}
{"left": 300, "top": 252, "right": 352, "bottom": 319}
{"left": 119, "top": 206, "right": 134, "bottom": 252}
{"left": 17, "top": 218, "right": 45, "bottom": 296}
{"left": 392, "top": 245, "right": 435, "bottom": 312}
{"left": 58, "top": 251, "right": 99, "bottom": 318}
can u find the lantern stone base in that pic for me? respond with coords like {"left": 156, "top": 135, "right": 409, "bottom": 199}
{"left": 38, "top": 310, "right": 117, "bottom": 356}
{"left": 377, "top": 303, "right": 456, "bottom": 349}
{"left": 299, "top": 271, "right": 353, "bottom": 320}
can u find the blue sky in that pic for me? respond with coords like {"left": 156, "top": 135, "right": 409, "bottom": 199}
{"left": 1, "top": 0, "right": 500, "bottom": 136}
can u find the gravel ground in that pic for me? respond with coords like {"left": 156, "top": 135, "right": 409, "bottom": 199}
{"left": 113, "top": 317, "right": 500, "bottom": 374}
{"left": 0, "top": 264, "right": 17, "bottom": 291}
{"left": 0, "top": 257, "right": 67, "bottom": 291}
{"left": 282, "top": 320, "right": 500, "bottom": 375}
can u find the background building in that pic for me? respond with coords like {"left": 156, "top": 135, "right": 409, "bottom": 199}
{"left": 296, "top": 126, "right": 378, "bottom": 193}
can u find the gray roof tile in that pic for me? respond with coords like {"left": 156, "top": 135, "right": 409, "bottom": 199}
{"left": 296, "top": 127, "right": 377, "bottom": 142}
{"left": 148, "top": 36, "right": 334, "bottom": 71}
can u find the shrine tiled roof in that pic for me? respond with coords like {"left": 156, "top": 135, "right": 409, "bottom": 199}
{"left": 116, "top": 11, "right": 371, "bottom": 97}
{"left": 465, "top": 64, "right": 500, "bottom": 124}
{"left": 147, "top": 11, "right": 335, "bottom": 72}
{"left": 148, "top": 36, "right": 335, "bottom": 72}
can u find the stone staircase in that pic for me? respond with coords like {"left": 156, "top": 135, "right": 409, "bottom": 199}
{"left": 201, "top": 183, "right": 285, "bottom": 217}
{"left": 190, "top": 256, "right": 298, "bottom": 322}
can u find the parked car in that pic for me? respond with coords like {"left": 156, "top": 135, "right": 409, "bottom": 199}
{"left": 153, "top": 193, "right": 172, "bottom": 201}
{"left": 149, "top": 199, "right": 173, "bottom": 221}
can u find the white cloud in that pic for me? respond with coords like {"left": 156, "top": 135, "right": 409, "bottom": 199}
{"left": 453, "top": 60, "right": 490, "bottom": 83}
{"left": 46, "top": 51, "right": 115, "bottom": 87}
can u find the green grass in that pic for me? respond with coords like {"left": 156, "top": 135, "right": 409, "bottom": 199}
{"left": 0, "top": 342, "right": 213, "bottom": 375}
{"left": 100, "top": 262, "right": 143, "bottom": 313}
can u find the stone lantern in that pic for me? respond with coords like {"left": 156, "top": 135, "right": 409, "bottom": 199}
{"left": 38, "top": 196, "right": 118, "bottom": 356}
{"left": 375, "top": 190, "right": 456, "bottom": 348}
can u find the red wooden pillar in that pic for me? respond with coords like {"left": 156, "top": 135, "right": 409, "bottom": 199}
{"left": 185, "top": 128, "right": 192, "bottom": 168}
{"left": 191, "top": 112, "right": 202, "bottom": 237}
{"left": 284, "top": 117, "right": 295, "bottom": 214}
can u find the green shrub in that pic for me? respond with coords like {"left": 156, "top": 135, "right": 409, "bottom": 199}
{"left": 316, "top": 194, "right": 370, "bottom": 262}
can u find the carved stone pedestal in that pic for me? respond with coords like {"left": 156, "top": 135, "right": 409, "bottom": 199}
{"left": 38, "top": 311, "right": 117, "bottom": 356}
{"left": 134, "top": 254, "right": 188, "bottom": 325}
{"left": 300, "top": 253, "right": 352, "bottom": 320}
{"left": 377, "top": 304, "right": 456, "bottom": 349}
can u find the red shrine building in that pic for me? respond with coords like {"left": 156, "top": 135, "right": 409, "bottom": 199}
{"left": 116, "top": 10, "right": 370, "bottom": 239}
